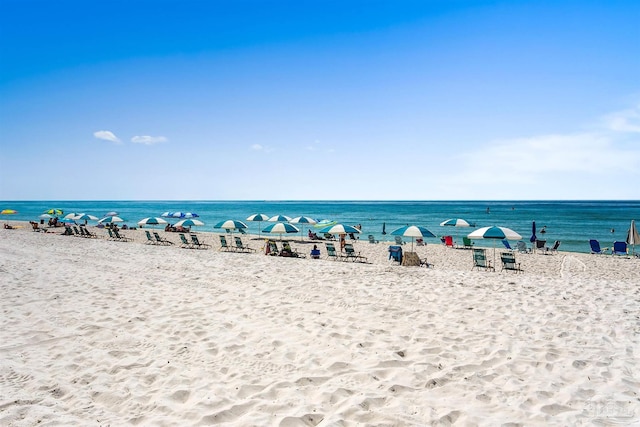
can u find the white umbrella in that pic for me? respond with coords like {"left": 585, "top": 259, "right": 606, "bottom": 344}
{"left": 440, "top": 218, "right": 472, "bottom": 227}
{"left": 290, "top": 216, "right": 317, "bottom": 240}
{"left": 98, "top": 216, "right": 125, "bottom": 224}
{"left": 174, "top": 219, "right": 204, "bottom": 228}
{"left": 317, "top": 224, "right": 361, "bottom": 235}
{"left": 268, "top": 215, "right": 292, "bottom": 222}
{"left": 74, "top": 213, "right": 99, "bottom": 221}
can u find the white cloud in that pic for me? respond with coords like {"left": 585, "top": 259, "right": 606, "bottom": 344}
{"left": 251, "top": 144, "right": 264, "bottom": 151}
{"left": 131, "top": 135, "right": 168, "bottom": 145}
{"left": 93, "top": 130, "right": 121, "bottom": 144}
{"left": 603, "top": 104, "right": 640, "bottom": 133}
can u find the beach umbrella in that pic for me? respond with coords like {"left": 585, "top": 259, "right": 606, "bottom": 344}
{"left": 626, "top": 220, "right": 639, "bottom": 256}
{"left": 468, "top": 226, "right": 522, "bottom": 267}
{"left": 105, "top": 211, "right": 119, "bottom": 217}
{"left": 58, "top": 217, "right": 76, "bottom": 224}
{"left": 268, "top": 214, "right": 292, "bottom": 222}
{"left": 39, "top": 213, "right": 54, "bottom": 219}
{"left": 290, "top": 216, "right": 317, "bottom": 240}
{"left": 173, "top": 219, "right": 204, "bottom": 228}
{"left": 43, "top": 208, "right": 63, "bottom": 216}
{"left": 440, "top": 218, "right": 472, "bottom": 227}
{"left": 74, "top": 213, "right": 99, "bottom": 221}
{"left": 98, "top": 215, "right": 125, "bottom": 224}
{"left": 246, "top": 213, "right": 269, "bottom": 240}
{"left": 214, "top": 219, "right": 248, "bottom": 230}
{"left": 317, "top": 223, "right": 361, "bottom": 236}
{"left": 262, "top": 222, "right": 299, "bottom": 241}
{"left": 391, "top": 225, "right": 436, "bottom": 251}
{"left": 530, "top": 221, "right": 537, "bottom": 243}
{"left": 137, "top": 217, "right": 168, "bottom": 227}
{"left": 167, "top": 212, "right": 199, "bottom": 218}
{"left": 1, "top": 209, "right": 18, "bottom": 215}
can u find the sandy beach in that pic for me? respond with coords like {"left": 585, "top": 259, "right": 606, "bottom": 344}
{"left": 1, "top": 224, "right": 639, "bottom": 426}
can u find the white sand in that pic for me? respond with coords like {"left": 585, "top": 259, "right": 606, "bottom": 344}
{"left": 1, "top": 225, "right": 639, "bottom": 426}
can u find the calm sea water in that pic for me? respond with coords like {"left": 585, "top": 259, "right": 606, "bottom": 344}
{"left": 2, "top": 200, "right": 639, "bottom": 253}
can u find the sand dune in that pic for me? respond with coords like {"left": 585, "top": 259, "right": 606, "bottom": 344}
{"left": 1, "top": 226, "right": 638, "bottom": 425}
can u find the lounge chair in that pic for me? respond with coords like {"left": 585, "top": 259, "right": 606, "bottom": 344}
{"left": 516, "top": 241, "right": 530, "bottom": 253}
{"left": 501, "top": 239, "right": 514, "bottom": 251}
{"left": 219, "top": 235, "right": 235, "bottom": 252}
{"left": 62, "top": 226, "right": 73, "bottom": 236}
{"left": 394, "top": 236, "right": 405, "bottom": 245}
{"left": 112, "top": 228, "right": 131, "bottom": 241}
{"left": 179, "top": 233, "right": 195, "bottom": 248}
{"left": 500, "top": 252, "right": 523, "bottom": 273}
{"left": 368, "top": 235, "right": 379, "bottom": 244}
{"left": 325, "top": 242, "right": 341, "bottom": 260}
{"left": 462, "top": 237, "right": 474, "bottom": 249}
{"left": 145, "top": 230, "right": 158, "bottom": 245}
{"left": 234, "top": 236, "right": 255, "bottom": 253}
{"left": 472, "top": 248, "right": 494, "bottom": 271}
{"left": 324, "top": 233, "right": 336, "bottom": 240}
{"left": 612, "top": 241, "right": 628, "bottom": 256}
{"left": 549, "top": 240, "right": 561, "bottom": 253}
{"left": 535, "top": 239, "right": 548, "bottom": 253}
{"left": 153, "top": 232, "right": 173, "bottom": 246}
{"left": 443, "top": 235, "right": 455, "bottom": 248}
{"left": 191, "top": 234, "right": 210, "bottom": 249}
{"left": 72, "top": 226, "right": 82, "bottom": 236}
{"left": 107, "top": 228, "right": 117, "bottom": 240}
{"left": 267, "top": 240, "right": 279, "bottom": 256}
{"left": 388, "top": 245, "right": 403, "bottom": 263}
{"left": 281, "top": 241, "right": 305, "bottom": 258}
{"left": 589, "top": 239, "right": 607, "bottom": 254}
{"left": 343, "top": 243, "right": 367, "bottom": 263}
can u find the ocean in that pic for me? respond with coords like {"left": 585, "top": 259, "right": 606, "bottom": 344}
{"left": 2, "top": 200, "right": 639, "bottom": 254}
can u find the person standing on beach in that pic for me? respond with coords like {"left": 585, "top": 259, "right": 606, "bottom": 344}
{"left": 339, "top": 234, "right": 346, "bottom": 252}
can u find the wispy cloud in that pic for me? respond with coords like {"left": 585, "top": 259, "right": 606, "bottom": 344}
{"left": 93, "top": 130, "right": 121, "bottom": 144}
{"left": 250, "top": 143, "right": 274, "bottom": 153}
{"left": 602, "top": 104, "right": 640, "bottom": 133}
{"left": 131, "top": 135, "right": 168, "bottom": 145}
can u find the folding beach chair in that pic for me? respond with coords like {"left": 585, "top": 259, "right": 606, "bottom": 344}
{"left": 179, "top": 233, "right": 195, "bottom": 248}
{"left": 343, "top": 243, "right": 367, "bottom": 263}
{"left": 500, "top": 252, "right": 523, "bottom": 273}
{"left": 219, "top": 235, "right": 235, "bottom": 251}
{"left": 589, "top": 239, "right": 607, "bottom": 254}
{"left": 234, "top": 236, "right": 255, "bottom": 253}
{"left": 153, "top": 232, "right": 173, "bottom": 246}
{"left": 190, "top": 234, "right": 210, "bottom": 249}
{"left": 472, "top": 248, "right": 494, "bottom": 271}
{"left": 388, "top": 245, "right": 403, "bottom": 263}
{"left": 612, "top": 241, "right": 628, "bottom": 256}
{"left": 325, "top": 242, "right": 340, "bottom": 260}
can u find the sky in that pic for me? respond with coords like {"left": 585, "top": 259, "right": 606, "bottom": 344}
{"left": 1, "top": 0, "right": 639, "bottom": 201}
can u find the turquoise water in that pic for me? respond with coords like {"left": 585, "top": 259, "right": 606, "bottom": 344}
{"left": 2, "top": 200, "right": 639, "bottom": 253}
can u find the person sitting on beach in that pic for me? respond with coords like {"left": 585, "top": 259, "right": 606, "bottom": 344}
{"left": 308, "top": 230, "right": 320, "bottom": 240}
{"left": 281, "top": 242, "right": 294, "bottom": 257}
{"left": 310, "top": 244, "right": 321, "bottom": 259}
{"left": 4, "top": 223, "right": 13, "bottom": 229}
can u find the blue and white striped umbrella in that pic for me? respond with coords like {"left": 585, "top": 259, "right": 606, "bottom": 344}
{"left": 174, "top": 219, "right": 204, "bottom": 228}
{"left": 214, "top": 219, "right": 248, "bottom": 230}
{"left": 268, "top": 215, "right": 292, "bottom": 222}
{"left": 391, "top": 225, "right": 436, "bottom": 250}
{"left": 163, "top": 212, "right": 199, "bottom": 218}
{"left": 468, "top": 226, "right": 521, "bottom": 241}
{"left": 440, "top": 218, "right": 472, "bottom": 227}
{"left": 74, "top": 213, "right": 99, "bottom": 221}
{"left": 317, "top": 224, "right": 361, "bottom": 235}
{"left": 138, "top": 217, "right": 168, "bottom": 226}
{"left": 98, "top": 215, "right": 125, "bottom": 224}
{"left": 290, "top": 216, "right": 318, "bottom": 240}
{"left": 263, "top": 222, "right": 299, "bottom": 240}
{"left": 246, "top": 213, "right": 269, "bottom": 239}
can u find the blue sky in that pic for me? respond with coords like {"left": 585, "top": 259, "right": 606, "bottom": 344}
{"left": 1, "top": 0, "right": 639, "bottom": 200}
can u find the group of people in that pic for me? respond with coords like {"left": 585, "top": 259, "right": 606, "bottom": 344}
{"left": 165, "top": 223, "right": 189, "bottom": 233}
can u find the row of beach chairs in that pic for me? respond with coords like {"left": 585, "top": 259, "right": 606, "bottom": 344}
{"left": 219, "top": 235, "right": 256, "bottom": 253}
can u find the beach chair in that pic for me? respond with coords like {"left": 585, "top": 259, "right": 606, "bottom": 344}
{"left": 112, "top": 228, "right": 131, "bottom": 241}
{"left": 388, "top": 245, "right": 403, "bottom": 263}
{"left": 153, "top": 232, "right": 173, "bottom": 246}
{"left": 368, "top": 234, "right": 379, "bottom": 244}
{"left": 416, "top": 238, "right": 425, "bottom": 246}
{"left": 324, "top": 233, "right": 336, "bottom": 240}
{"left": 535, "top": 239, "right": 548, "bottom": 253}
{"left": 267, "top": 240, "right": 279, "bottom": 256}
{"left": 62, "top": 226, "right": 73, "bottom": 236}
{"left": 443, "top": 235, "right": 455, "bottom": 248}
{"left": 612, "top": 241, "right": 628, "bottom": 256}
{"left": 219, "top": 235, "right": 235, "bottom": 251}
{"left": 500, "top": 252, "right": 523, "bottom": 273}
{"left": 343, "top": 243, "right": 367, "bottom": 263}
{"left": 516, "top": 241, "right": 530, "bottom": 253}
{"left": 501, "top": 239, "right": 514, "bottom": 251}
{"left": 281, "top": 241, "right": 305, "bottom": 258}
{"left": 179, "top": 233, "right": 195, "bottom": 248}
{"left": 234, "top": 236, "right": 255, "bottom": 253}
{"left": 190, "top": 234, "right": 210, "bottom": 249}
{"left": 72, "top": 226, "right": 82, "bottom": 237}
{"left": 107, "top": 228, "right": 117, "bottom": 240}
{"left": 325, "top": 242, "right": 340, "bottom": 260}
{"left": 589, "top": 239, "right": 607, "bottom": 254}
{"left": 472, "top": 248, "right": 494, "bottom": 271}
{"left": 549, "top": 240, "right": 561, "bottom": 253}
{"left": 462, "top": 237, "right": 474, "bottom": 249}
{"left": 145, "top": 230, "right": 158, "bottom": 245}
{"left": 394, "top": 236, "right": 405, "bottom": 245}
